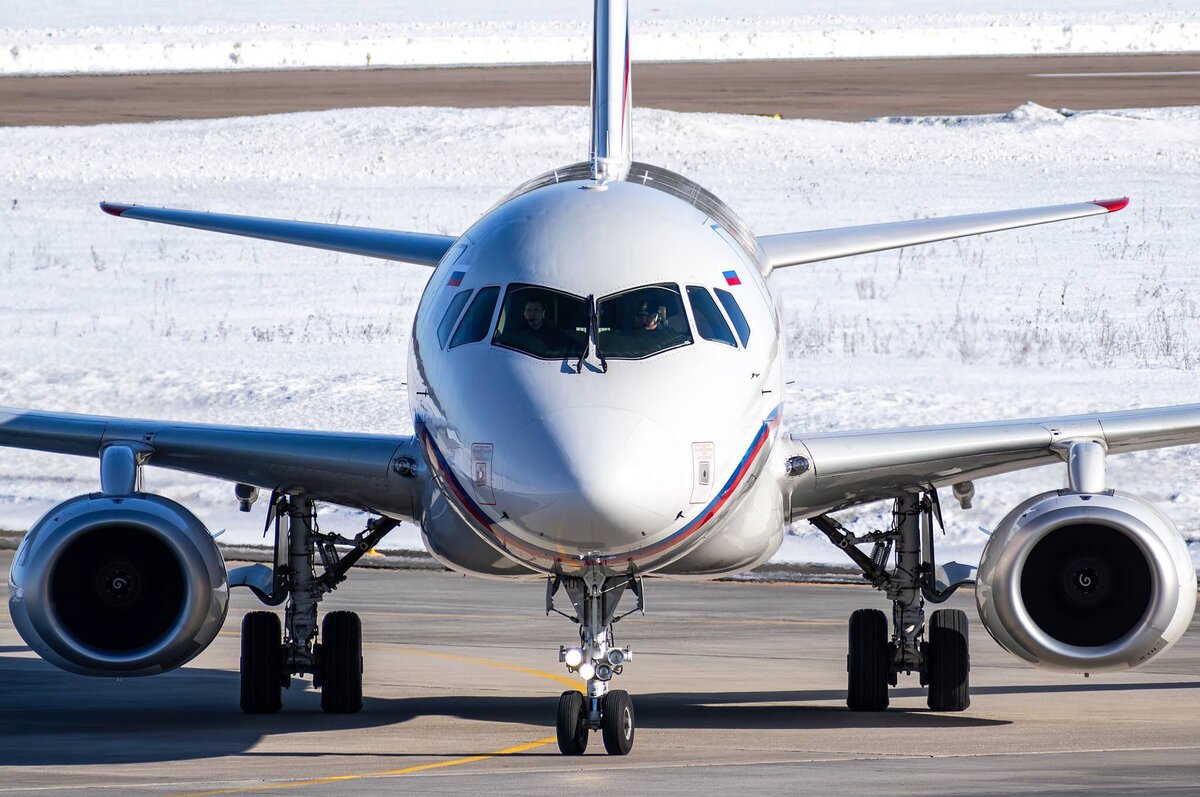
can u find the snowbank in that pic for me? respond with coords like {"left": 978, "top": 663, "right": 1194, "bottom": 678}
{"left": 1, "top": 102, "right": 1198, "bottom": 567}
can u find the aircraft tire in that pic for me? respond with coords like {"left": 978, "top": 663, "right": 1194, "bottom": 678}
{"left": 240, "top": 611, "right": 283, "bottom": 714}
{"left": 847, "top": 608, "right": 890, "bottom": 711}
{"left": 557, "top": 690, "right": 589, "bottom": 755}
{"left": 320, "top": 611, "right": 363, "bottom": 714}
{"left": 601, "top": 689, "right": 635, "bottom": 755}
{"left": 926, "top": 608, "right": 971, "bottom": 712}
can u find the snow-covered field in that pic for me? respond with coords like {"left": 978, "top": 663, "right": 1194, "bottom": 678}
{"left": 1, "top": 101, "right": 1198, "bottom": 569}
{"left": 2, "top": 1, "right": 1198, "bottom": 75}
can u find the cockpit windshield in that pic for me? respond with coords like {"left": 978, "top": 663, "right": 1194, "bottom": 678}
{"left": 492, "top": 284, "right": 588, "bottom": 359}
{"left": 597, "top": 284, "right": 693, "bottom": 359}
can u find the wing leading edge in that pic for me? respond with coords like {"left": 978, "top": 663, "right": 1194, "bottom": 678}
{"left": 757, "top": 198, "right": 1128, "bottom": 274}
{"left": 101, "top": 203, "right": 457, "bottom": 267}
{"left": 0, "top": 407, "right": 426, "bottom": 520}
{"left": 782, "top": 402, "right": 1200, "bottom": 520}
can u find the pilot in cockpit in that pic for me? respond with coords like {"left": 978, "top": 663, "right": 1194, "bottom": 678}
{"left": 516, "top": 296, "right": 576, "bottom": 356}
{"left": 633, "top": 301, "right": 672, "bottom": 343}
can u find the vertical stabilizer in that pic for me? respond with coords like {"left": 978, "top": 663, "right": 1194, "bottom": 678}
{"left": 590, "top": 0, "right": 633, "bottom": 182}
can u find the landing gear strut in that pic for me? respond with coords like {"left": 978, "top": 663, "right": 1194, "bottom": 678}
{"left": 813, "top": 491, "right": 972, "bottom": 712}
{"left": 548, "top": 570, "right": 642, "bottom": 755}
{"left": 236, "top": 493, "right": 397, "bottom": 714}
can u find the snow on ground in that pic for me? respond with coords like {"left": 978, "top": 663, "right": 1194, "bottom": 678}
{"left": 2, "top": 2, "right": 1199, "bottom": 75}
{"left": 1, "top": 101, "right": 1199, "bottom": 569}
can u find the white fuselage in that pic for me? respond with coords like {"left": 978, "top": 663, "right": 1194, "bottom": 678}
{"left": 409, "top": 176, "right": 786, "bottom": 580}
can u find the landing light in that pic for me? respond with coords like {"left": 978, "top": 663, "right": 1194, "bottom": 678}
{"left": 606, "top": 648, "right": 626, "bottom": 666}
{"left": 596, "top": 663, "right": 614, "bottom": 681}
{"left": 562, "top": 647, "right": 585, "bottom": 668}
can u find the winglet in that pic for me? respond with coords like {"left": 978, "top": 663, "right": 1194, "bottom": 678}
{"left": 100, "top": 202, "right": 133, "bottom": 217}
{"left": 1091, "top": 197, "right": 1129, "bottom": 213}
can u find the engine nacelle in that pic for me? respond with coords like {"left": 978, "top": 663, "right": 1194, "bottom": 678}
{"left": 8, "top": 493, "right": 229, "bottom": 676}
{"left": 977, "top": 490, "right": 1195, "bottom": 673}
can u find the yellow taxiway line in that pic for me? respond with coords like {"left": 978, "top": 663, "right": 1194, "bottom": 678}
{"left": 385, "top": 645, "right": 583, "bottom": 691}
{"left": 175, "top": 735, "right": 559, "bottom": 796}
{"left": 176, "top": 643, "right": 579, "bottom": 796}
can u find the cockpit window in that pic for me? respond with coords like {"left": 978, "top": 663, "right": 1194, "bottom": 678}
{"left": 437, "top": 289, "right": 472, "bottom": 347}
{"left": 597, "top": 284, "right": 693, "bottom": 359}
{"left": 715, "top": 288, "right": 751, "bottom": 347}
{"left": 492, "top": 284, "right": 588, "bottom": 359}
{"left": 450, "top": 286, "right": 500, "bottom": 349}
{"left": 686, "top": 286, "right": 737, "bottom": 348}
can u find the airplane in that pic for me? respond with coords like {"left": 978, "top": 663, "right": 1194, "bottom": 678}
{"left": 4, "top": 0, "right": 1198, "bottom": 758}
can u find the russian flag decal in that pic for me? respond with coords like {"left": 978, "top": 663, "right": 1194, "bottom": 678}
{"left": 447, "top": 271, "right": 465, "bottom": 287}
{"left": 723, "top": 270, "right": 741, "bottom": 286}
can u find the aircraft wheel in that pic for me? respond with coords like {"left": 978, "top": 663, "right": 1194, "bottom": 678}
{"left": 926, "top": 608, "right": 971, "bottom": 711}
{"left": 556, "top": 690, "right": 589, "bottom": 755}
{"left": 240, "top": 611, "right": 283, "bottom": 714}
{"left": 320, "top": 611, "right": 363, "bottom": 714}
{"left": 601, "top": 689, "right": 635, "bottom": 755}
{"left": 847, "top": 608, "right": 890, "bottom": 711}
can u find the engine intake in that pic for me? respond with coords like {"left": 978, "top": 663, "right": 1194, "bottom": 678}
{"left": 8, "top": 493, "right": 229, "bottom": 676}
{"left": 976, "top": 490, "right": 1195, "bottom": 673}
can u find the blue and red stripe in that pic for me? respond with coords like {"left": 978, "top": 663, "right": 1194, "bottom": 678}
{"left": 417, "top": 406, "right": 781, "bottom": 568}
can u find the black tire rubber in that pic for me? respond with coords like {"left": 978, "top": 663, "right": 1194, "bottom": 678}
{"left": 240, "top": 611, "right": 283, "bottom": 714}
{"left": 926, "top": 608, "right": 971, "bottom": 712}
{"left": 556, "top": 690, "right": 589, "bottom": 755}
{"left": 320, "top": 611, "right": 363, "bottom": 714}
{"left": 847, "top": 608, "right": 890, "bottom": 711}
{"left": 601, "top": 689, "right": 635, "bottom": 755}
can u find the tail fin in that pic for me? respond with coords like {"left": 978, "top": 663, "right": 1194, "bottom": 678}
{"left": 590, "top": 0, "right": 632, "bottom": 182}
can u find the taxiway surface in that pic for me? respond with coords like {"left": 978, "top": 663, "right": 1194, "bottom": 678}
{"left": 2, "top": 550, "right": 1199, "bottom": 795}
{"left": 3, "top": 53, "right": 1200, "bottom": 125}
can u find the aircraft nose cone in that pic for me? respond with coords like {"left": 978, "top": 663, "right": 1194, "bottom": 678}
{"left": 500, "top": 408, "right": 690, "bottom": 550}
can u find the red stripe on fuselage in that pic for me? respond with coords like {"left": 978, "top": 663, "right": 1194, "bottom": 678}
{"left": 422, "top": 410, "right": 779, "bottom": 569}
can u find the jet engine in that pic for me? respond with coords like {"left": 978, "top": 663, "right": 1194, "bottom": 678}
{"left": 976, "top": 490, "right": 1195, "bottom": 673}
{"left": 8, "top": 493, "right": 229, "bottom": 676}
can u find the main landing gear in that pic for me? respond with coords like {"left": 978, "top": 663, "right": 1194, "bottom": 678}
{"left": 813, "top": 492, "right": 973, "bottom": 713}
{"left": 235, "top": 493, "right": 397, "bottom": 714}
{"left": 548, "top": 570, "right": 643, "bottom": 755}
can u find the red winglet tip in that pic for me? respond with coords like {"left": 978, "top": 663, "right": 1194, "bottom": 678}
{"left": 1092, "top": 197, "right": 1129, "bottom": 213}
{"left": 100, "top": 202, "right": 132, "bottom": 217}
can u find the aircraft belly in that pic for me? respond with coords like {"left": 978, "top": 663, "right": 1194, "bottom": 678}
{"left": 420, "top": 490, "right": 542, "bottom": 580}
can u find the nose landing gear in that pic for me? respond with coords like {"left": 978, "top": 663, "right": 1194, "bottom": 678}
{"left": 548, "top": 571, "right": 643, "bottom": 755}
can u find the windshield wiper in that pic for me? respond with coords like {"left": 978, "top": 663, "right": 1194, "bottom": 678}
{"left": 575, "top": 294, "right": 607, "bottom": 374}
{"left": 574, "top": 294, "right": 592, "bottom": 373}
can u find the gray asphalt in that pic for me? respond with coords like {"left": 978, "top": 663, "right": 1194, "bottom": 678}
{"left": 3, "top": 53, "right": 1200, "bottom": 126}
{"left": 2, "top": 549, "right": 1199, "bottom": 795}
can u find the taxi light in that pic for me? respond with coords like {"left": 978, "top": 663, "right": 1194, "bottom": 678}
{"left": 578, "top": 662, "right": 596, "bottom": 680}
{"left": 563, "top": 647, "right": 585, "bottom": 668}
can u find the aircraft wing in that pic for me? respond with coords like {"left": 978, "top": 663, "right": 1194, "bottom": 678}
{"left": 757, "top": 198, "right": 1128, "bottom": 274}
{"left": 101, "top": 202, "right": 457, "bottom": 267}
{"left": 0, "top": 406, "right": 427, "bottom": 520}
{"left": 782, "top": 403, "right": 1200, "bottom": 520}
